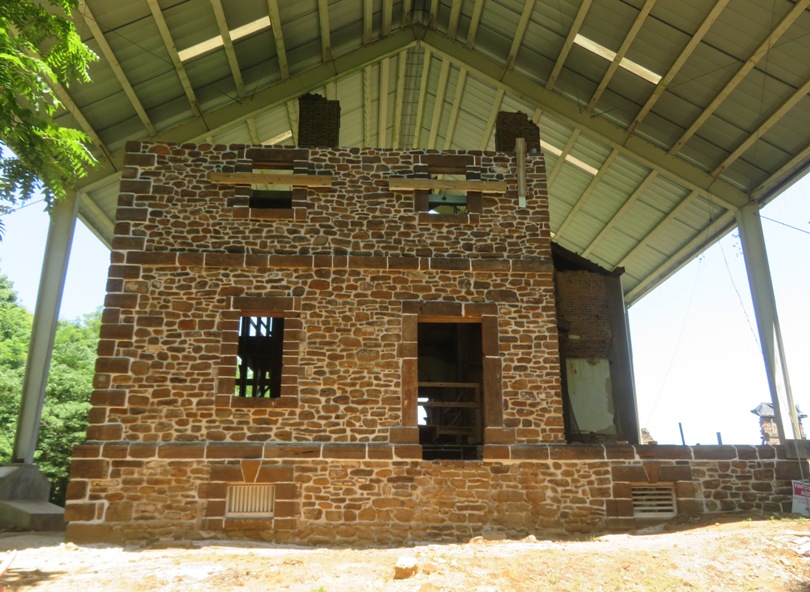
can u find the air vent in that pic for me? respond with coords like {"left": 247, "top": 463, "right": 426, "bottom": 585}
{"left": 226, "top": 485, "right": 275, "bottom": 517}
{"left": 631, "top": 484, "right": 676, "bottom": 518}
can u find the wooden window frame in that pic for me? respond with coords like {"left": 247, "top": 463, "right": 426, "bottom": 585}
{"left": 230, "top": 148, "right": 311, "bottom": 221}
{"left": 413, "top": 155, "right": 484, "bottom": 225}
{"left": 217, "top": 297, "right": 300, "bottom": 409}
{"left": 400, "top": 302, "right": 502, "bottom": 456}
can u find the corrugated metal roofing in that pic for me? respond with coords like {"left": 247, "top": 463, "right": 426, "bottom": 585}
{"left": 63, "top": 0, "right": 810, "bottom": 304}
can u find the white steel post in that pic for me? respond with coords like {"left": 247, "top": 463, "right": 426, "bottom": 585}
{"left": 736, "top": 202, "right": 800, "bottom": 443}
{"left": 12, "top": 189, "right": 80, "bottom": 464}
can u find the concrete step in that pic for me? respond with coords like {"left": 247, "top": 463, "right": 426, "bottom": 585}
{"left": 0, "top": 500, "right": 65, "bottom": 531}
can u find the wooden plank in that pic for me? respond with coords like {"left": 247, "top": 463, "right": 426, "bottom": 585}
{"left": 209, "top": 172, "right": 333, "bottom": 187}
{"left": 421, "top": 402, "right": 479, "bottom": 408}
{"left": 389, "top": 178, "right": 506, "bottom": 192}
{"left": 418, "top": 381, "right": 479, "bottom": 388}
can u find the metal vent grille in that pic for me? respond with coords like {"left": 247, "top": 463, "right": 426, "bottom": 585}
{"left": 226, "top": 485, "right": 275, "bottom": 517}
{"left": 631, "top": 484, "right": 676, "bottom": 518}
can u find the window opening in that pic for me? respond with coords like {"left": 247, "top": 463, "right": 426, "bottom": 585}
{"left": 226, "top": 484, "right": 275, "bottom": 517}
{"left": 417, "top": 322, "right": 483, "bottom": 460}
{"left": 237, "top": 316, "right": 285, "bottom": 398}
{"left": 631, "top": 484, "right": 676, "bottom": 518}
{"left": 427, "top": 174, "right": 468, "bottom": 214}
{"left": 250, "top": 167, "right": 293, "bottom": 209}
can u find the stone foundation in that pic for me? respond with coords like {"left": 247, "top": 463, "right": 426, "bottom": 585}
{"left": 66, "top": 443, "right": 805, "bottom": 545}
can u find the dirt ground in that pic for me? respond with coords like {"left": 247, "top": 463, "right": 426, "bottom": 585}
{"left": 2, "top": 514, "right": 810, "bottom": 591}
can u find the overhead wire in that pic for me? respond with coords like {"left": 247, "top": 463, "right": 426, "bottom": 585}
{"left": 642, "top": 253, "right": 703, "bottom": 429}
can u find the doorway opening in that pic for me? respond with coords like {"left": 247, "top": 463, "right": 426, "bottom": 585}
{"left": 417, "top": 322, "right": 483, "bottom": 460}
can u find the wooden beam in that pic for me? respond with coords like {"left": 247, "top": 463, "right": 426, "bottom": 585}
{"left": 78, "top": 28, "right": 419, "bottom": 188}
{"left": 363, "top": 66, "right": 373, "bottom": 146}
{"left": 402, "top": 0, "right": 413, "bottom": 26}
{"left": 378, "top": 57, "right": 391, "bottom": 147}
{"left": 586, "top": 0, "right": 656, "bottom": 112}
{"left": 147, "top": 0, "right": 202, "bottom": 118}
{"left": 422, "top": 28, "right": 749, "bottom": 210}
{"left": 582, "top": 171, "right": 658, "bottom": 257}
{"left": 753, "top": 141, "right": 810, "bottom": 201}
{"left": 382, "top": 0, "right": 393, "bottom": 36}
{"left": 479, "top": 88, "right": 505, "bottom": 151}
{"left": 78, "top": 1, "right": 156, "bottom": 135}
{"left": 506, "top": 0, "right": 536, "bottom": 71}
{"left": 618, "top": 189, "right": 701, "bottom": 268}
{"left": 443, "top": 68, "right": 467, "bottom": 150}
{"left": 412, "top": 47, "right": 433, "bottom": 148}
{"left": 547, "top": 130, "right": 581, "bottom": 185}
{"left": 447, "top": 0, "right": 463, "bottom": 40}
{"left": 554, "top": 149, "right": 620, "bottom": 239}
{"left": 625, "top": 209, "right": 737, "bottom": 304}
{"left": 46, "top": 75, "right": 112, "bottom": 166}
{"left": 363, "top": 0, "right": 373, "bottom": 44}
{"left": 318, "top": 0, "right": 331, "bottom": 61}
{"left": 267, "top": 0, "right": 289, "bottom": 79}
{"left": 625, "top": 0, "right": 729, "bottom": 138}
{"left": 210, "top": 0, "right": 246, "bottom": 98}
{"left": 246, "top": 117, "right": 261, "bottom": 143}
{"left": 286, "top": 101, "right": 299, "bottom": 145}
{"left": 389, "top": 178, "right": 507, "bottom": 193}
{"left": 669, "top": 0, "right": 810, "bottom": 155}
{"left": 391, "top": 50, "right": 409, "bottom": 148}
{"left": 428, "top": 59, "right": 451, "bottom": 149}
{"left": 547, "top": 0, "right": 591, "bottom": 91}
{"left": 209, "top": 172, "right": 333, "bottom": 186}
{"left": 712, "top": 76, "right": 810, "bottom": 179}
{"left": 429, "top": 0, "right": 439, "bottom": 27}
{"left": 466, "top": 0, "right": 485, "bottom": 49}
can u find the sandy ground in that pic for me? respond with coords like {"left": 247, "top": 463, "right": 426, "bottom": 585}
{"left": 2, "top": 515, "right": 810, "bottom": 591}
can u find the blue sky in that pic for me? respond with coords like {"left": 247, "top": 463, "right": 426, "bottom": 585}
{"left": 0, "top": 178, "right": 808, "bottom": 446}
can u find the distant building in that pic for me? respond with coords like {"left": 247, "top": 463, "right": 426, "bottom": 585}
{"left": 751, "top": 402, "right": 806, "bottom": 445}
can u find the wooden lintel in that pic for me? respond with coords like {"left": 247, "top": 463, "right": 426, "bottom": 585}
{"left": 209, "top": 172, "right": 333, "bottom": 187}
{"left": 389, "top": 178, "right": 507, "bottom": 193}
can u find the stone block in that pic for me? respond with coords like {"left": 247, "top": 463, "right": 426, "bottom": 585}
{"left": 70, "top": 459, "right": 110, "bottom": 479}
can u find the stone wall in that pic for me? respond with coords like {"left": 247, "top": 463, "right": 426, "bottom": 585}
{"left": 66, "top": 442, "right": 805, "bottom": 545}
{"left": 67, "top": 141, "right": 793, "bottom": 545}
{"left": 87, "top": 142, "right": 561, "bottom": 448}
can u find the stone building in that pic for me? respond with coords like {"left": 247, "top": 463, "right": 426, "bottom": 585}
{"left": 65, "top": 112, "right": 806, "bottom": 545}
{"left": 752, "top": 403, "right": 807, "bottom": 445}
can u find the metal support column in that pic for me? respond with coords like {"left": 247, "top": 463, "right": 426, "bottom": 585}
{"left": 736, "top": 202, "right": 800, "bottom": 443}
{"left": 12, "top": 189, "right": 80, "bottom": 463}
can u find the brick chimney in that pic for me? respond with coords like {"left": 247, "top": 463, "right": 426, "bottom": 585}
{"left": 297, "top": 94, "right": 341, "bottom": 148}
{"left": 495, "top": 111, "right": 540, "bottom": 152}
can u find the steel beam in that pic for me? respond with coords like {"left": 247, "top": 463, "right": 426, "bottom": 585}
{"left": 669, "top": 0, "right": 810, "bottom": 155}
{"left": 443, "top": 67, "right": 467, "bottom": 149}
{"left": 78, "top": 1, "right": 156, "bottom": 135}
{"left": 712, "top": 76, "right": 810, "bottom": 179}
{"left": 147, "top": 0, "right": 202, "bottom": 118}
{"left": 547, "top": 0, "right": 591, "bottom": 91}
{"left": 267, "top": 0, "right": 289, "bottom": 79}
{"left": 737, "top": 202, "right": 801, "bottom": 442}
{"left": 421, "top": 28, "right": 749, "bottom": 210}
{"left": 625, "top": 0, "right": 729, "bottom": 138}
{"left": 428, "top": 59, "right": 451, "bottom": 149}
{"left": 587, "top": 0, "right": 656, "bottom": 112}
{"left": 554, "top": 149, "right": 619, "bottom": 238}
{"left": 210, "top": 0, "right": 246, "bottom": 97}
{"left": 13, "top": 190, "right": 80, "bottom": 463}
{"left": 77, "top": 27, "right": 419, "bottom": 189}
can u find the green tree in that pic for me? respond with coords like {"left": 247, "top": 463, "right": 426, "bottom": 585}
{"left": 0, "top": 274, "right": 99, "bottom": 505}
{"left": 0, "top": 0, "right": 97, "bottom": 208}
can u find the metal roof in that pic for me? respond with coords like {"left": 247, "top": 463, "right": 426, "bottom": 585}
{"left": 63, "top": 0, "right": 810, "bottom": 304}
